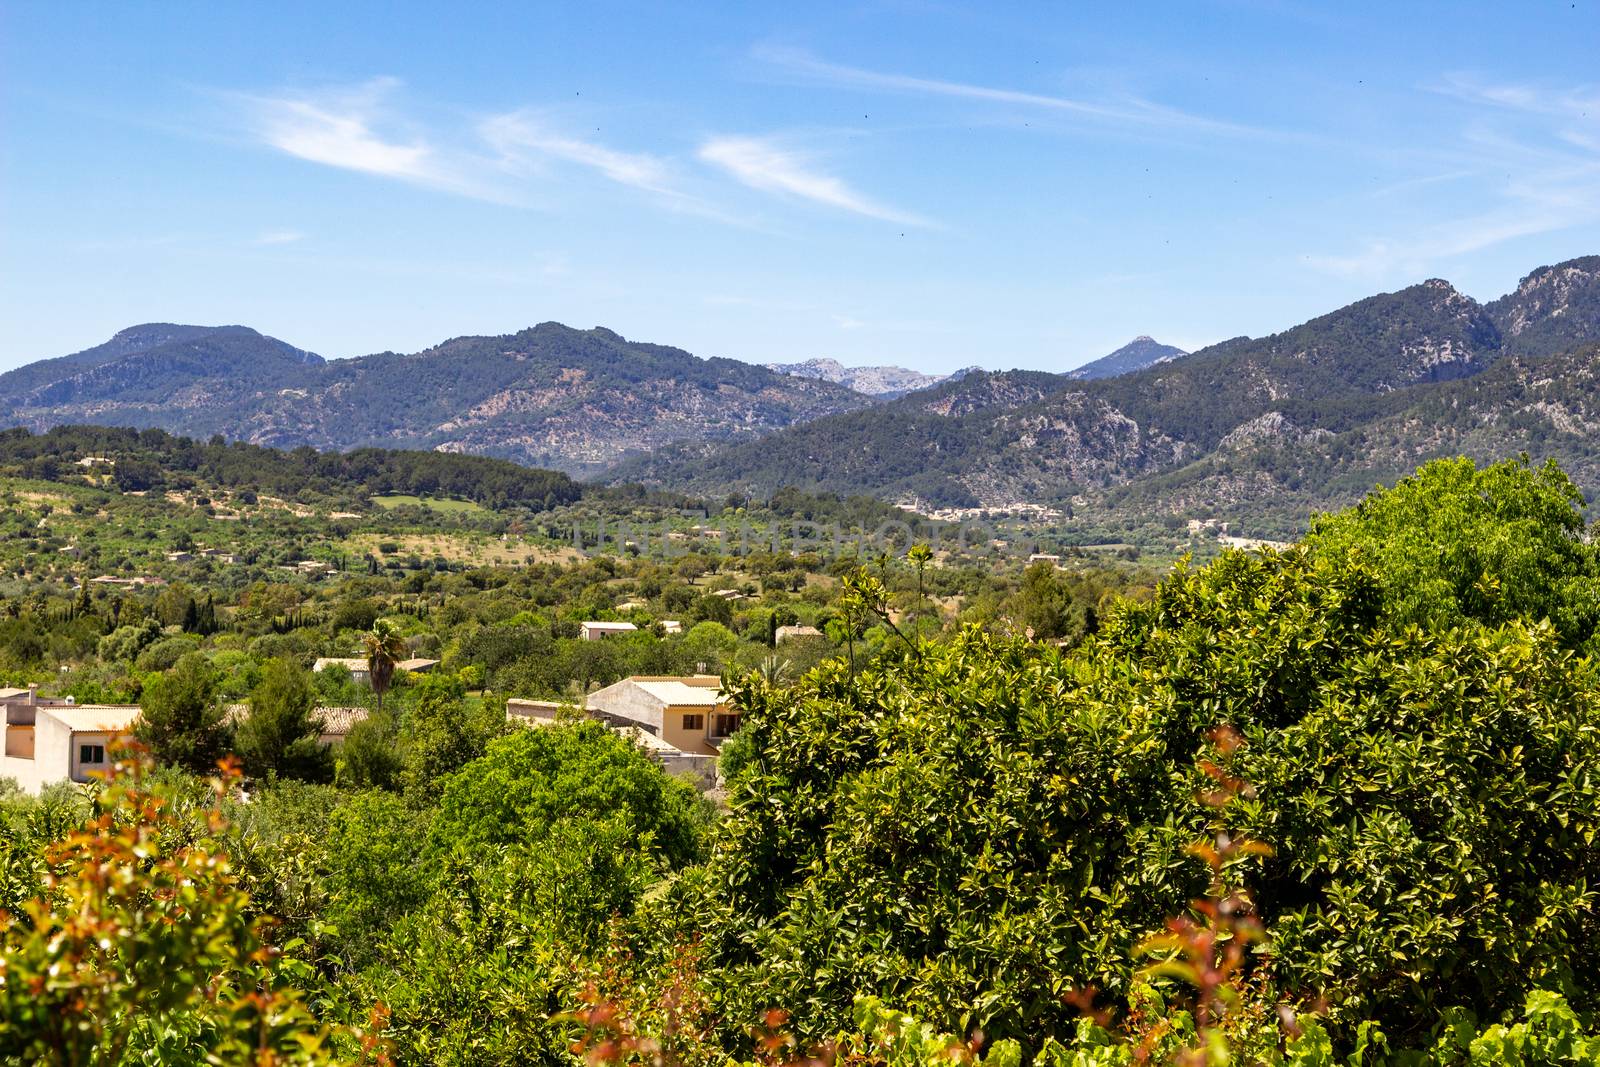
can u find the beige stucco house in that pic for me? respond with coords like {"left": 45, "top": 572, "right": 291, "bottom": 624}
{"left": 585, "top": 675, "right": 739, "bottom": 756}
{"left": 506, "top": 689, "right": 721, "bottom": 787}
{"left": 1, "top": 689, "right": 143, "bottom": 794}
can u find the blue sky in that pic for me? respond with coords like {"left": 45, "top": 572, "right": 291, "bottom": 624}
{"left": 3, "top": 1, "right": 1599, "bottom": 375}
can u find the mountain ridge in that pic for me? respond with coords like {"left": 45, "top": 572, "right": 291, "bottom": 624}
{"left": 6, "top": 255, "right": 1600, "bottom": 516}
{"left": 765, "top": 358, "right": 959, "bottom": 398}
{"left": 613, "top": 256, "right": 1600, "bottom": 510}
{"left": 0, "top": 322, "right": 872, "bottom": 477}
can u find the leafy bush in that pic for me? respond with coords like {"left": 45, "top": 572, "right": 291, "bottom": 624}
{"left": 1305, "top": 455, "right": 1600, "bottom": 648}
{"left": 0, "top": 754, "right": 386, "bottom": 1064}
{"left": 685, "top": 542, "right": 1600, "bottom": 1052}
{"left": 429, "top": 719, "right": 713, "bottom": 869}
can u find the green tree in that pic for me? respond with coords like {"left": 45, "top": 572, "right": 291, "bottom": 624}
{"left": 429, "top": 718, "right": 711, "bottom": 869}
{"left": 688, "top": 543, "right": 1600, "bottom": 1053}
{"left": 97, "top": 617, "right": 162, "bottom": 663}
{"left": 236, "top": 659, "right": 332, "bottom": 782}
{"left": 0, "top": 755, "right": 380, "bottom": 1065}
{"left": 338, "top": 706, "right": 403, "bottom": 791}
{"left": 399, "top": 674, "right": 499, "bottom": 804}
{"left": 1304, "top": 455, "right": 1600, "bottom": 647}
{"left": 135, "top": 652, "right": 231, "bottom": 774}
{"left": 1013, "top": 559, "right": 1075, "bottom": 640}
{"left": 907, "top": 543, "right": 934, "bottom": 630}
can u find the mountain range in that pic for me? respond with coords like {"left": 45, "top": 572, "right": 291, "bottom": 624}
{"left": 613, "top": 255, "right": 1600, "bottom": 520}
{"left": 0, "top": 325, "right": 1169, "bottom": 478}
{"left": 767, "top": 334, "right": 1182, "bottom": 396}
{"left": 4, "top": 254, "right": 1600, "bottom": 532}
{"left": 0, "top": 323, "right": 874, "bottom": 478}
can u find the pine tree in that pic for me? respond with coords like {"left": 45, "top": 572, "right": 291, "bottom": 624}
{"left": 235, "top": 659, "right": 331, "bottom": 782}
{"left": 135, "top": 653, "right": 232, "bottom": 773}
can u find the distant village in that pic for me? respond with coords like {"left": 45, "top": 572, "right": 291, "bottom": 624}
{"left": 0, "top": 613, "right": 834, "bottom": 795}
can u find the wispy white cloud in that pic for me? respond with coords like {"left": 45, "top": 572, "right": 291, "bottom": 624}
{"left": 752, "top": 45, "right": 1263, "bottom": 137}
{"left": 476, "top": 111, "right": 747, "bottom": 223}
{"left": 1307, "top": 75, "right": 1600, "bottom": 281}
{"left": 233, "top": 80, "right": 768, "bottom": 223}
{"left": 254, "top": 229, "right": 306, "bottom": 246}
{"left": 1307, "top": 185, "right": 1600, "bottom": 280}
{"left": 480, "top": 111, "right": 676, "bottom": 194}
{"left": 1434, "top": 74, "right": 1600, "bottom": 122}
{"left": 239, "top": 77, "right": 511, "bottom": 202}
{"left": 232, "top": 78, "right": 927, "bottom": 229}
{"left": 698, "top": 135, "right": 928, "bottom": 226}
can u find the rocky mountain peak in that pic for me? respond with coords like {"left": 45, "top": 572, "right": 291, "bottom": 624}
{"left": 1067, "top": 336, "right": 1188, "bottom": 380}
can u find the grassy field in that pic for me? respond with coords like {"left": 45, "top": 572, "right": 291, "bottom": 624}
{"left": 347, "top": 531, "right": 582, "bottom": 567}
{"left": 370, "top": 495, "right": 489, "bottom": 516}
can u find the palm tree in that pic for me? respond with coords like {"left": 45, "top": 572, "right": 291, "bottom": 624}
{"left": 363, "top": 618, "right": 408, "bottom": 715}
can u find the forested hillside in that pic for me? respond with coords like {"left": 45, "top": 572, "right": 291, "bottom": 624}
{"left": 0, "top": 424, "right": 583, "bottom": 509}
{"left": 0, "top": 323, "right": 872, "bottom": 477}
{"left": 1096, "top": 340, "right": 1600, "bottom": 535}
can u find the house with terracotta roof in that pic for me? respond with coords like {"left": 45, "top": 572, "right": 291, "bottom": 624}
{"left": 1, "top": 688, "right": 142, "bottom": 794}
{"left": 585, "top": 675, "right": 738, "bottom": 756}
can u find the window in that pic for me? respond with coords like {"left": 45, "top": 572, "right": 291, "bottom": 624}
{"left": 79, "top": 743, "right": 105, "bottom": 765}
{"left": 681, "top": 713, "right": 704, "bottom": 731}
{"left": 713, "top": 713, "right": 742, "bottom": 738}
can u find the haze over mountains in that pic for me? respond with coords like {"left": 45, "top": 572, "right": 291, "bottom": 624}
{"left": 3, "top": 255, "right": 1600, "bottom": 530}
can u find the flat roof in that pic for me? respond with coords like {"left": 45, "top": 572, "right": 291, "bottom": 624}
{"left": 632, "top": 679, "right": 723, "bottom": 706}
{"left": 39, "top": 704, "right": 143, "bottom": 732}
{"left": 507, "top": 698, "right": 575, "bottom": 718}
{"left": 581, "top": 620, "right": 637, "bottom": 630}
